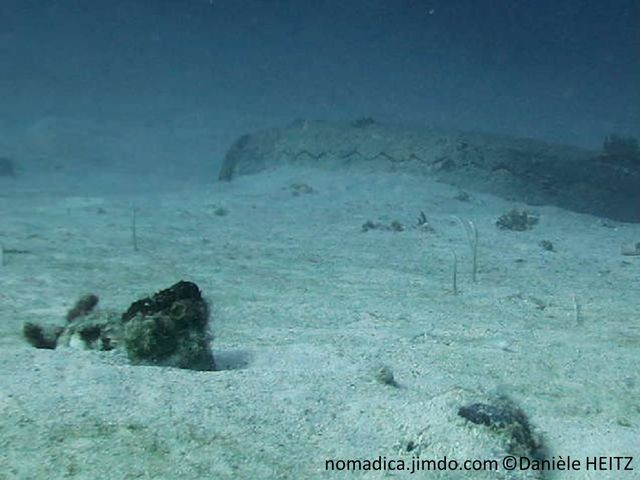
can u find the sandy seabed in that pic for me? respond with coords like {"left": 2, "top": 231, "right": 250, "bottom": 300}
{"left": 0, "top": 165, "right": 638, "bottom": 479}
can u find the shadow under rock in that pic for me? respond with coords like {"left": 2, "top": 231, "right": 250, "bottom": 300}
{"left": 214, "top": 349, "right": 252, "bottom": 371}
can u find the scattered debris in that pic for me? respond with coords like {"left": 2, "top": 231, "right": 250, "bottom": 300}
{"left": 361, "top": 220, "right": 404, "bottom": 232}
{"left": 289, "top": 183, "right": 315, "bottom": 196}
{"left": 496, "top": 209, "right": 539, "bottom": 231}
{"left": 600, "top": 219, "right": 620, "bottom": 229}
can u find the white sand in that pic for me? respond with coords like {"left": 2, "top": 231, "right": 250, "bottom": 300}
{"left": 0, "top": 162, "right": 638, "bottom": 479}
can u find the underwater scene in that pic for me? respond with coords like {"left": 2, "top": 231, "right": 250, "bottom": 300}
{"left": 0, "top": 1, "right": 638, "bottom": 479}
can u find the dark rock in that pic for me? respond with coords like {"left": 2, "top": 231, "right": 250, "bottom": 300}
{"left": 289, "top": 183, "right": 314, "bottom": 196}
{"left": 454, "top": 190, "right": 471, "bottom": 202}
{"left": 496, "top": 209, "right": 539, "bottom": 231}
{"left": 361, "top": 220, "right": 404, "bottom": 232}
{"left": 22, "top": 281, "right": 215, "bottom": 371}
{"left": 122, "top": 281, "right": 215, "bottom": 371}
{"left": 122, "top": 281, "right": 201, "bottom": 321}
{"left": 458, "top": 395, "right": 545, "bottom": 459}
{"left": 539, "top": 240, "right": 554, "bottom": 252}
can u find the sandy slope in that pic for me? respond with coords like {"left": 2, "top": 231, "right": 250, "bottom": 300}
{"left": 0, "top": 165, "right": 638, "bottom": 479}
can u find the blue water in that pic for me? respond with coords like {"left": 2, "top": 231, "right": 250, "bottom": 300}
{"left": 0, "top": 0, "right": 637, "bottom": 184}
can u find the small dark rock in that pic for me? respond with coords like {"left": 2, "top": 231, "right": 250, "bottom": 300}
{"left": 454, "top": 191, "right": 471, "bottom": 202}
{"left": 373, "top": 365, "right": 399, "bottom": 387}
{"left": 539, "top": 240, "right": 554, "bottom": 252}
{"left": 362, "top": 220, "right": 404, "bottom": 232}
{"left": 290, "top": 183, "right": 314, "bottom": 196}
{"left": 362, "top": 220, "right": 379, "bottom": 232}
{"left": 496, "top": 209, "right": 539, "bottom": 231}
{"left": 389, "top": 220, "right": 404, "bottom": 232}
{"left": 122, "top": 281, "right": 201, "bottom": 321}
{"left": 458, "top": 395, "right": 545, "bottom": 459}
